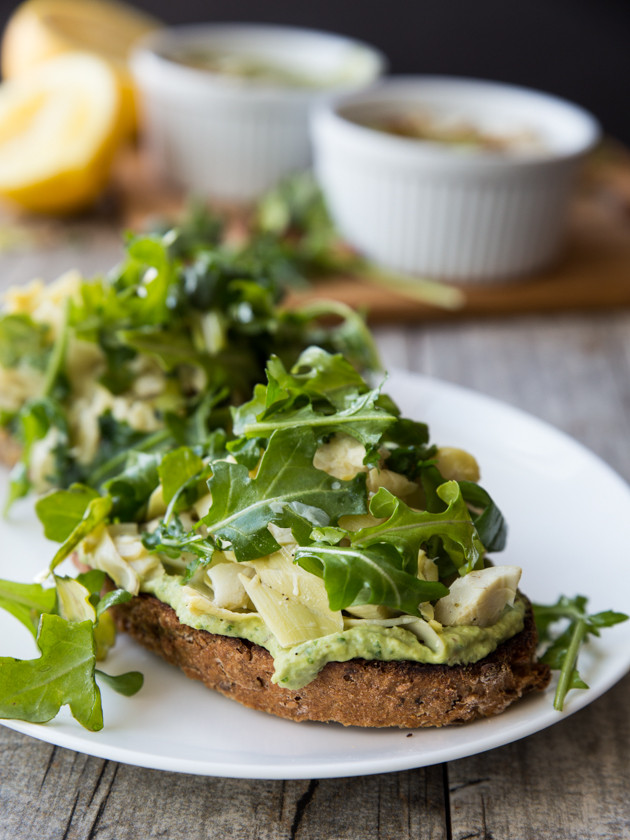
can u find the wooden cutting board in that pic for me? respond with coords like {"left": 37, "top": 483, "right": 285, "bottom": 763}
{"left": 114, "top": 142, "right": 630, "bottom": 322}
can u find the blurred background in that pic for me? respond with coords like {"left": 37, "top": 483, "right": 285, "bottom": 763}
{"left": 1, "top": 0, "right": 627, "bottom": 144}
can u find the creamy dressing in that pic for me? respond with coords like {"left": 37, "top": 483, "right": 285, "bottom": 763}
{"left": 142, "top": 568, "right": 526, "bottom": 690}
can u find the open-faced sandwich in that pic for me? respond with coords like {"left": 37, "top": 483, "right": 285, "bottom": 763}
{"left": 1, "top": 348, "right": 552, "bottom": 729}
{"left": 0, "top": 201, "right": 625, "bottom": 731}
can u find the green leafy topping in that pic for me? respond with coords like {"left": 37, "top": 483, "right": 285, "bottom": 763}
{"left": 201, "top": 426, "right": 368, "bottom": 562}
{"left": 95, "top": 668, "right": 144, "bottom": 697}
{"left": 5, "top": 396, "right": 70, "bottom": 511}
{"left": 232, "top": 348, "right": 395, "bottom": 463}
{"left": 143, "top": 514, "right": 216, "bottom": 580}
{"left": 1, "top": 205, "right": 381, "bottom": 505}
{"left": 35, "top": 484, "right": 100, "bottom": 542}
{"left": 0, "top": 614, "right": 103, "bottom": 730}
{"left": 96, "top": 588, "right": 133, "bottom": 619}
{"left": 103, "top": 452, "right": 160, "bottom": 521}
{"left": 294, "top": 542, "right": 447, "bottom": 617}
{"left": 351, "top": 483, "right": 484, "bottom": 574}
{"left": 158, "top": 447, "right": 204, "bottom": 509}
{"left": 454, "top": 481, "right": 507, "bottom": 553}
{"left": 0, "top": 579, "right": 56, "bottom": 637}
{"left": 35, "top": 487, "right": 113, "bottom": 570}
{"left": 533, "top": 596, "right": 628, "bottom": 711}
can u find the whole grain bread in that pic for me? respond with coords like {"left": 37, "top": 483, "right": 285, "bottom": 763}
{"left": 113, "top": 594, "right": 550, "bottom": 728}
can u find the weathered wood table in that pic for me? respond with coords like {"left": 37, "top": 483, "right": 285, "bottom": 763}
{"left": 0, "top": 217, "right": 629, "bottom": 839}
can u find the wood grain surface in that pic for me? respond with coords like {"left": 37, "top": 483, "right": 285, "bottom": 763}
{"left": 1, "top": 220, "right": 630, "bottom": 839}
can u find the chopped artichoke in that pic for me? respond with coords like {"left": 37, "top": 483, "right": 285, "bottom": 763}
{"left": 55, "top": 575, "right": 96, "bottom": 623}
{"left": 206, "top": 562, "right": 254, "bottom": 610}
{"left": 405, "top": 617, "right": 447, "bottom": 656}
{"left": 313, "top": 433, "right": 367, "bottom": 480}
{"left": 241, "top": 549, "right": 343, "bottom": 647}
{"left": 417, "top": 550, "right": 439, "bottom": 582}
{"left": 435, "top": 447, "right": 481, "bottom": 483}
{"left": 180, "top": 585, "right": 258, "bottom": 623}
{"left": 434, "top": 565, "right": 522, "bottom": 627}
{"left": 80, "top": 524, "right": 140, "bottom": 595}
{"left": 193, "top": 492, "right": 213, "bottom": 519}
{"left": 367, "top": 468, "right": 417, "bottom": 498}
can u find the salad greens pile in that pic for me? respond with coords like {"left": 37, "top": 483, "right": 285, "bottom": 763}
{"left": 0, "top": 201, "right": 379, "bottom": 508}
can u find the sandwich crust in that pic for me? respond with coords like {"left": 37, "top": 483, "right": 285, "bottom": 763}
{"left": 113, "top": 593, "right": 551, "bottom": 728}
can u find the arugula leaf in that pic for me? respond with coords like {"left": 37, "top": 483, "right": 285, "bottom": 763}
{"left": 0, "top": 614, "right": 103, "bottom": 730}
{"left": 86, "top": 425, "right": 171, "bottom": 489}
{"left": 0, "top": 579, "right": 57, "bottom": 637}
{"left": 458, "top": 480, "right": 508, "bottom": 553}
{"left": 294, "top": 542, "right": 448, "bottom": 617}
{"left": 533, "top": 595, "right": 628, "bottom": 710}
{"left": 382, "top": 418, "right": 434, "bottom": 479}
{"left": 201, "top": 426, "right": 368, "bottom": 561}
{"left": 142, "top": 514, "right": 217, "bottom": 580}
{"left": 95, "top": 589, "right": 133, "bottom": 619}
{"left": 232, "top": 349, "right": 395, "bottom": 457}
{"left": 104, "top": 452, "right": 160, "bottom": 520}
{"left": 35, "top": 484, "right": 100, "bottom": 542}
{"left": 158, "top": 447, "right": 204, "bottom": 507}
{"left": 0, "top": 313, "right": 51, "bottom": 370}
{"left": 351, "top": 483, "right": 485, "bottom": 574}
{"left": 95, "top": 669, "right": 144, "bottom": 697}
{"left": 35, "top": 488, "right": 113, "bottom": 570}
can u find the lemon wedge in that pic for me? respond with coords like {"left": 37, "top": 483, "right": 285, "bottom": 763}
{"left": 1, "top": 0, "right": 160, "bottom": 135}
{"left": 0, "top": 52, "right": 121, "bottom": 214}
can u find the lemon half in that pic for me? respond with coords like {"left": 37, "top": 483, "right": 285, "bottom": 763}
{"left": 0, "top": 52, "right": 121, "bottom": 214}
{"left": 1, "top": 0, "right": 160, "bottom": 135}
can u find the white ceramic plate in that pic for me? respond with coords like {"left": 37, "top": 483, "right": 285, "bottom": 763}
{"left": 1, "top": 370, "right": 629, "bottom": 779}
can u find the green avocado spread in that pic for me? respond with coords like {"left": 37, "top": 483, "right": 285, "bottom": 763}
{"left": 141, "top": 571, "right": 526, "bottom": 690}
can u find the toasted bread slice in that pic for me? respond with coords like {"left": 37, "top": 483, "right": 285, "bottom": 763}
{"left": 112, "top": 593, "right": 550, "bottom": 728}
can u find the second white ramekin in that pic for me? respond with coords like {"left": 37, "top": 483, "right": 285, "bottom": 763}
{"left": 131, "top": 24, "right": 385, "bottom": 202}
{"left": 311, "top": 77, "right": 600, "bottom": 282}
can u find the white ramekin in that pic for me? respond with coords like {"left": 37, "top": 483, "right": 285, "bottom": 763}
{"left": 311, "top": 77, "right": 600, "bottom": 282}
{"left": 131, "top": 24, "right": 385, "bottom": 202}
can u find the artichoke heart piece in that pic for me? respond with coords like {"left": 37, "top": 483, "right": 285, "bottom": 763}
{"left": 240, "top": 550, "right": 343, "bottom": 647}
{"left": 80, "top": 525, "right": 140, "bottom": 595}
{"left": 180, "top": 585, "right": 259, "bottom": 624}
{"left": 206, "top": 562, "right": 254, "bottom": 610}
{"left": 434, "top": 565, "right": 522, "bottom": 627}
{"left": 248, "top": 549, "right": 334, "bottom": 618}
{"left": 313, "top": 434, "right": 367, "bottom": 480}
{"left": 405, "top": 617, "right": 447, "bottom": 656}
{"left": 55, "top": 575, "right": 96, "bottom": 623}
{"left": 434, "top": 447, "right": 481, "bottom": 483}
